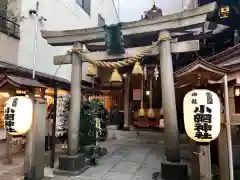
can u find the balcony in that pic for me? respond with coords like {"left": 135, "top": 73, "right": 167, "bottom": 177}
{"left": 0, "top": 15, "right": 19, "bottom": 40}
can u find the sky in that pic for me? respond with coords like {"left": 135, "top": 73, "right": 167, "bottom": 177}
{"left": 114, "top": 0, "right": 184, "bottom": 22}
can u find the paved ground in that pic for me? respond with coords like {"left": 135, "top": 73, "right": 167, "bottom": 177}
{"left": 47, "top": 131, "right": 191, "bottom": 180}
{"left": 2, "top": 128, "right": 240, "bottom": 180}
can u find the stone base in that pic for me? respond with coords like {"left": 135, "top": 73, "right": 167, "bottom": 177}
{"left": 53, "top": 153, "right": 87, "bottom": 176}
{"left": 160, "top": 161, "right": 188, "bottom": 180}
{"left": 122, "top": 127, "right": 130, "bottom": 131}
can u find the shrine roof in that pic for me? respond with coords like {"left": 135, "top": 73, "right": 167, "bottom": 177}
{"left": 174, "top": 59, "right": 230, "bottom": 85}
{"left": 207, "top": 43, "right": 240, "bottom": 65}
{"left": 0, "top": 74, "right": 47, "bottom": 89}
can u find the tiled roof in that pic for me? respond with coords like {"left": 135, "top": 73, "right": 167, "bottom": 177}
{"left": 207, "top": 43, "right": 240, "bottom": 65}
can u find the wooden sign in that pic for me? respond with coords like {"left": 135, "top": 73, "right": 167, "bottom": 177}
{"left": 183, "top": 89, "right": 221, "bottom": 143}
{"left": 133, "top": 89, "right": 141, "bottom": 101}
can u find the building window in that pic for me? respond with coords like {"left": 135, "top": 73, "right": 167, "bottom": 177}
{"left": 98, "top": 14, "right": 105, "bottom": 26}
{"left": 76, "top": 0, "right": 91, "bottom": 15}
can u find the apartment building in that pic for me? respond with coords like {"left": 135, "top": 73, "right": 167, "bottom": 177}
{"left": 0, "top": 0, "right": 118, "bottom": 140}
{"left": 183, "top": 0, "right": 214, "bottom": 10}
{"left": 18, "top": 0, "right": 118, "bottom": 82}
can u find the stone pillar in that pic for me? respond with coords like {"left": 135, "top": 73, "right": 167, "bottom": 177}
{"left": 68, "top": 42, "right": 82, "bottom": 156}
{"left": 123, "top": 75, "right": 130, "bottom": 130}
{"left": 159, "top": 30, "right": 180, "bottom": 162}
{"left": 56, "top": 42, "right": 85, "bottom": 176}
{"left": 158, "top": 30, "right": 188, "bottom": 180}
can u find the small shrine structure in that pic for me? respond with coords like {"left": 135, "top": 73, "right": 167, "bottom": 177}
{"left": 41, "top": 2, "right": 221, "bottom": 180}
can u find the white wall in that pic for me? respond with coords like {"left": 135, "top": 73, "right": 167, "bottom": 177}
{"left": 0, "top": 32, "right": 19, "bottom": 65}
{"left": 17, "top": 0, "right": 118, "bottom": 82}
{"left": 182, "top": 0, "right": 198, "bottom": 10}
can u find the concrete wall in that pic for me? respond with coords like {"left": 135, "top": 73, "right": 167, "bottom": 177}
{"left": 0, "top": 33, "right": 19, "bottom": 65}
{"left": 7, "top": 0, "right": 22, "bottom": 23}
{"left": 17, "top": 0, "right": 118, "bottom": 82}
{"left": 182, "top": 0, "right": 198, "bottom": 10}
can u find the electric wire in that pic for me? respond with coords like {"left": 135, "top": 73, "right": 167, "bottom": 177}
{"left": 111, "top": 0, "right": 120, "bottom": 21}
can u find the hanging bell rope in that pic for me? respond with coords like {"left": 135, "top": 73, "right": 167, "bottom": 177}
{"left": 147, "top": 77, "right": 155, "bottom": 118}
{"left": 138, "top": 79, "right": 145, "bottom": 117}
{"left": 74, "top": 35, "right": 167, "bottom": 69}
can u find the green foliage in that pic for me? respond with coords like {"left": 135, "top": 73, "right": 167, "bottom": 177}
{"left": 79, "top": 99, "right": 108, "bottom": 147}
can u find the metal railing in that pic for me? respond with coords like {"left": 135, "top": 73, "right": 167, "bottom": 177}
{"left": 0, "top": 15, "right": 20, "bottom": 39}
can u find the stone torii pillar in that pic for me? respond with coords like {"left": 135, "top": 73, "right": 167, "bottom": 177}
{"left": 55, "top": 42, "right": 85, "bottom": 176}
{"left": 158, "top": 30, "right": 188, "bottom": 180}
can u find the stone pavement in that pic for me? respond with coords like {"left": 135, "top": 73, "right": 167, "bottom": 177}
{"left": 0, "top": 152, "right": 24, "bottom": 180}
{"left": 48, "top": 131, "right": 191, "bottom": 180}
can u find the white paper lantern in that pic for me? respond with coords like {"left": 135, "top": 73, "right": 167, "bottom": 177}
{"left": 183, "top": 89, "right": 221, "bottom": 143}
{"left": 4, "top": 96, "right": 33, "bottom": 135}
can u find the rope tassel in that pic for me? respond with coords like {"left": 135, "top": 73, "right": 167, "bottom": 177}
{"left": 87, "top": 63, "right": 98, "bottom": 77}
{"left": 132, "top": 61, "right": 143, "bottom": 75}
{"left": 109, "top": 68, "right": 122, "bottom": 83}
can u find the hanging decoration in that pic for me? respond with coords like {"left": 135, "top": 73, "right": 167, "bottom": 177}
{"left": 109, "top": 68, "right": 122, "bottom": 82}
{"left": 104, "top": 23, "right": 125, "bottom": 55}
{"left": 71, "top": 31, "right": 166, "bottom": 83}
{"left": 138, "top": 79, "right": 145, "bottom": 117}
{"left": 143, "top": 66, "right": 147, "bottom": 80}
{"left": 147, "top": 77, "right": 155, "bottom": 118}
{"left": 87, "top": 63, "right": 98, "bottom": 77}
{"left": 132, "top": 61, "right": 143, "bottom": 75}
{"left": 153, "top": 64, "right": 159, "bottom": 81}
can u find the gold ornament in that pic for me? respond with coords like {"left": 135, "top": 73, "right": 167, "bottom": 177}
{"left": 138, "top": 102, "right": 145, "bottom": 117}
{"left": 147, "top": 108, "right": 155, "bottom": 118}
{"left": 110, "top": 68, "right": 122, "bottom": 82}
{"left": 132, "top": 61, "right": 143, "bottom": 75}
{"left": 147, "top": 78, "right": 155, "bottom": 118}
{"left": 138, "top": 80, "right": 145, "bottom": 117}
{"left": 87, "top": 63, "right": 98, "bottom": 77}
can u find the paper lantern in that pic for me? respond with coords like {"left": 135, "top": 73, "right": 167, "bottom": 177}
{"left": 4, "top": 96, "right": 33, "bottom": 135}
{"left": 183, "top": 89, "right": 221, "bottom": 143}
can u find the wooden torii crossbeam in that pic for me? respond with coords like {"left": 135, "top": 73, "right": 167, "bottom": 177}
{"left": 41, "top": 2, "right": 218, "bottom": 179}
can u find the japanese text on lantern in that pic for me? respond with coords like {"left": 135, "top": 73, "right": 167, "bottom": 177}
{"left": 183, "top": 89, "right": 221, "bottom": 143}
{"left": 192, "top": 92, "right": 213, "bottom": 140}
{"left": 4, "top": 98, "right": 18, "bottom": 133}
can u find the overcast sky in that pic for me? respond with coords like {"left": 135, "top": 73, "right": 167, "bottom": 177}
{"left": 114, "top": 0, "right": 183, "bottom": 22}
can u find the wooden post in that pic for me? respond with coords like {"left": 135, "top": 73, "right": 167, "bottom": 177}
{"left": 3, "top": 133, "right": 13, "bottom": 165}
{"left": 190, "top": 140, "right": 200, "bottom": 180}
{"left": 123, "top": 74, "right": 130, "bottom": 130}
{"left": 50, "top": 85, "right": 57, "bottom": 168}
{"left": 196, "top": 143, "right": 212, "bottom": 180}
{"left": 3, "top": 90, "right": 16, "bottom": 165}
{"left": 223, "top": 75, "right": 234, "bottom": 180}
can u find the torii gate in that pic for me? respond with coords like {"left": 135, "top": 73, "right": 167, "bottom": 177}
{"left": 41, "top": 2, "right": 217, "bottom": 179}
